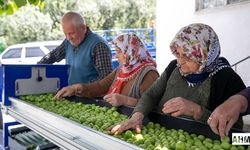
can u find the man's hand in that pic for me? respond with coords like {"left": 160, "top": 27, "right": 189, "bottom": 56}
{"left": 207, "top": 95, "right": 247, "bottom": 138}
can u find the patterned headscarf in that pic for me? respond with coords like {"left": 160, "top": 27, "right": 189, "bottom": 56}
{"left": 112, "top": 33, "right": 155, "bottom": 73}
{"left": 108, "top": 33, "right": 156, "bottom": 94}
{"left": 170, "top": 23, "right": 230, "bottom": 87}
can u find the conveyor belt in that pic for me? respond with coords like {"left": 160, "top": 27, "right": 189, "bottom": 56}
{"left": 7, "top": 96, "right": 244, "bottom": 149}
{"left": 7, "top": 97, "right": 142, "bottom": 150}
{"left": 70, "top": 96, "right": 243, "bottom": 140}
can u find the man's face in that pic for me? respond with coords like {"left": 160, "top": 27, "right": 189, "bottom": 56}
{"left": 62, "top": 22, "right": 86, "bottom": 46}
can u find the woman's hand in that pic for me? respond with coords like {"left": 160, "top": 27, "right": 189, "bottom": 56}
{"left": 103, "top": 93, "right": 127, "bottom": 107}
{"left": 207, "top": 95, "right": 247, "bottom": 138}
{"left": 108, "top": 112, "right": 144, "bottom": 135}
{"left": 162, "top": 97, "right": 202, "bottom": 120}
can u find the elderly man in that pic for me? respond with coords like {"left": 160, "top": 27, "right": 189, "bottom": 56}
{"left": 38, "top": 12, "right": 112, "bottom": 85}
{"left": 208, "top": 87, "right": 250, "bottom": 138}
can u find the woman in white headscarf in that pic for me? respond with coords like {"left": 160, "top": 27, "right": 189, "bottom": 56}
{"left": 55, "top": 33, "right": 159, "bottom": 107}
{"left": 108, "top": 23, "right": 245, "bottom": 135}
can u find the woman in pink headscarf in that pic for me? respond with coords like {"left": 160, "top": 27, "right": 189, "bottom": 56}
{"left": 55, "top": 33, "right": 159, "bottom": 107}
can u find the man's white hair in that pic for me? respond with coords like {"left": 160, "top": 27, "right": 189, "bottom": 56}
{"left": 62, "top": 11, "right": 86, "bottom": 27}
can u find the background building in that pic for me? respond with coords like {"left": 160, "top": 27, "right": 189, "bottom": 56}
{"left": 156, "top": 0, "right": 250, "bottom": 86}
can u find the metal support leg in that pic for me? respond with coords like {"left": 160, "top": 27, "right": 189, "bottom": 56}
{"left": 2, "top": 121, "right": 20, "bottom": 149}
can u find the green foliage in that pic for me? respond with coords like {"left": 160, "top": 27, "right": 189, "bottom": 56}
{"left": 0, "top": 0, "right": 44, "bottom": 15}
{"left": 0, "top": 37, "right": 7, "bottom": 53}
{"left": 41, "top": 0, "right": 77, "bottom": 30}
{"left": 73, "top": 0, "right": 155, "bottom": 30}
{"left": 14, "top": 0, "right": 27, "bottom": 8}
{"left": 0, "top": 0, "right": 155, "bottom": 46}
{"left": 0, "top": 7, "right": 59, "bottom": 45}
{"left": 41, "top": 0, "right": 156, "bottom": 30}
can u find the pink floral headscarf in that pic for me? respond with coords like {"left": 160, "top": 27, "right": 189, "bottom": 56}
{"left": 108, "top": 33, "right": 156, "bottom": 94}
{"left": 112, "top": 33, "right": 155, "bottom": 73}
{"left": 170, "top": 23, "right": 221, "bottom": 73}
{"left": 170, "top": 23, "right": 230, "bottom": 86}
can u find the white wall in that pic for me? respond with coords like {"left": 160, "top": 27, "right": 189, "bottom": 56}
{"left": 156, "top": 0, "right": 250, "bottom": 86}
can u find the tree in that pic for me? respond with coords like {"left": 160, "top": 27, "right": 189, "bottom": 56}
{"left": 0, "top": 7, "right": 59, "bottom": 45}
{"left": 39, "top": 0, "right": 156, "bottom": 30}
{"left": 0, "top": 0, "right": 44, "bottom": 15}
{"left": 0, "top": 0, "right": 155, "bottom": 46}
{"left": 69, "top": 0, "right": 155, "bottom": 30}
{"left": 0, "top": 37, "right": 6, "bottom": 53}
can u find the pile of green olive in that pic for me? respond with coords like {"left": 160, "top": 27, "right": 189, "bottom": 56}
{"left": 20, "top": 94, "right": 249, "bottom": 150}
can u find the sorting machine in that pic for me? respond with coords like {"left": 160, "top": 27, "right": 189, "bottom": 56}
{"left": 0, "top": 64, "right": 142, "bottom": 150}
{"left": 0, "top": 64, "right": 243, "bottom": 150}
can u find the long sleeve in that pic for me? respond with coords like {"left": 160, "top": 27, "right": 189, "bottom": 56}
{"left": 92, "top": 42, "right": 113, "bottom": 81}
{"left": 239, "top": 87, "right": 250, "bottom": 114}
{"left": 209, "top": 67, "right": 246, "bottom": 110}
{"left": 139, "top": 70, "right": 159, "bottom": 94}
{"left": 77, "top": 70, "right": 117, "bottom": 98}
{"left": 207, "top": 66, "right": 246, "bottom": 128}
{"left": 133, "top": 60, "right": 177, "bottom": 116}
{"left": 38, "top": 40, "right": 66, "bottom": 64}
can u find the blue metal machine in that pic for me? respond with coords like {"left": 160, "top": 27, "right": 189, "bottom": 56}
{"left": 0, "top": 64, "right": 68, "bottom": 149}
{"left": 0, "top": 64, "right": 142, "bottom": 150}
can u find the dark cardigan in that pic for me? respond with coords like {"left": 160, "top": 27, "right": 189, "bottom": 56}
{"left": 164, "top": 59, "right": 246, "bottom": 112}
